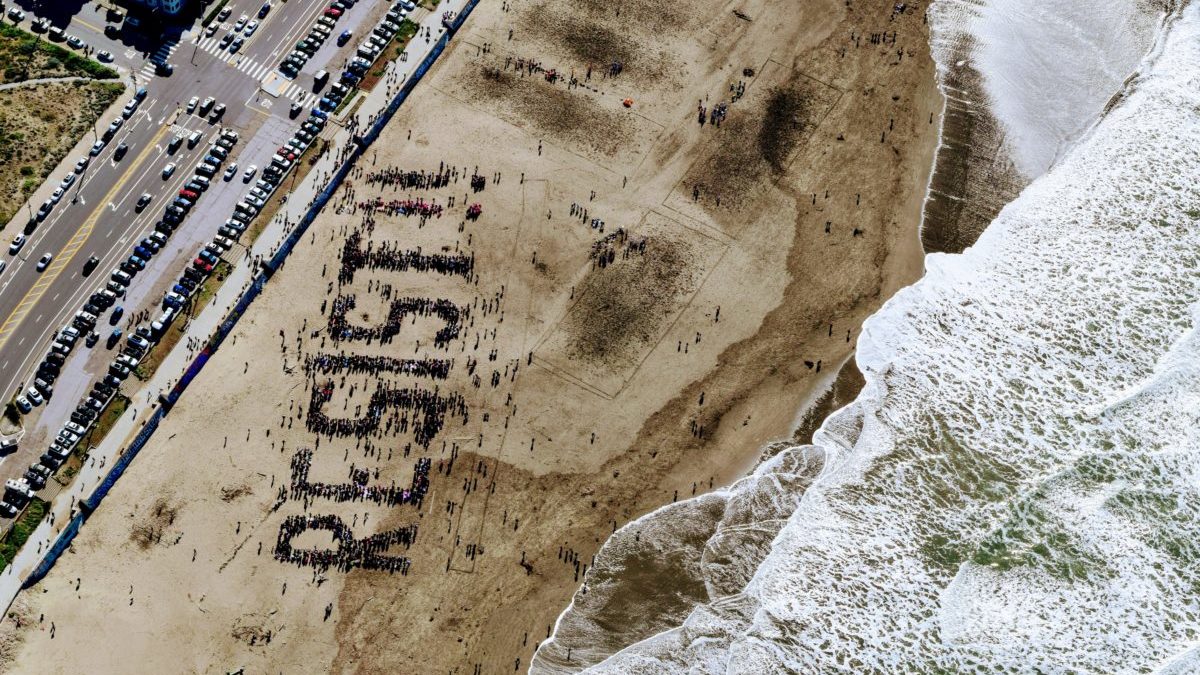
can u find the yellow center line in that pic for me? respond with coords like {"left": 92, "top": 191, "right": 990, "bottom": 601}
{"left": 74, "top": 18, "right": 102, "bottom": 34}
{"left": 0, "top": 124, "right": 172, "bottom": 348}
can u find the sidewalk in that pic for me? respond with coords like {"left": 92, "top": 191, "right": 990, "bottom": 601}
{"left": 0, "top": 0, "right": 471, "bottom": 614}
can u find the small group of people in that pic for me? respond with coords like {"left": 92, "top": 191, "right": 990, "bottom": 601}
{"left": 590, "top": 228, "right": 648, "bottom": 269}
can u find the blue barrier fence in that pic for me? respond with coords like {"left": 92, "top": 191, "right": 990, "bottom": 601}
{"left": 19, "top": 1, "right": 481, "bottom": 590}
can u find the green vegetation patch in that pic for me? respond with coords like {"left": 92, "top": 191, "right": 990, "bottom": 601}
{"left": 0, "top": 23, "right": 118, "bottom": 83}
{"left": 79, "top": 393, "right": 131, "bottom": 453}
{"left": 0, "top": 497, "right": 48, "bottom": 569}
{"left": 0, "top": 80, "right": 124, "bottom": 228}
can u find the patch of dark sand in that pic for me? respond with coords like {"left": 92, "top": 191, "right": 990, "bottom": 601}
{"left": 462, "top": 65, "right": 633, "bottom": 157}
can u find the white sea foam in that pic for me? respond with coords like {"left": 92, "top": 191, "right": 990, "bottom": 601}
{"left": 930, "top": 0, "right": 1163, "bottom": 178}
{"left": 534, "top": 0, "right": 1200, "bottom": 671}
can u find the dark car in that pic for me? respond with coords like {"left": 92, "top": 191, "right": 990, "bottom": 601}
{"left": 85, "top": 331, "right": 100, "bottom": 348}
{"left": 153, "top": 60, "right": 174, "bottom": 76}
{"left": 106, "top": 329, "right": 122, "bottom": 349}
{"left": 82, "top": 255, "right": 100, "bottom": 276}
{"left": 114, "top": 143, "right": 129, "bottom": 160}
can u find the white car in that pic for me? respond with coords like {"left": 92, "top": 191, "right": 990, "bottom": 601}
{"left": 244, "top": 20, "right": 259, "bottom": 36}
{"left": 187, "top": 96, "right": 199, "bottom": 113}
{"left": 26, "top": 388, "right": 43, "bottom": 406}
{"left": 50, "top": 187, "right": 65, "bottom": 204}
{"left": 36, "top": 252, "right": 52, "bottom": 271}
{"left": 243, "top": 165, "right": 257, "bottom": 181}
{"left": 162, "top": 163, "right": 177, "bottom": 179}
{"left": 74, "top": 156, "right": 89, "bottom": 173}
{"left": 60, "top": 173, "right": 76, "bottom": 188}
{"left": 8, "top": 234, "right": 25, "bottom": 254}
{"left": 223, "top": 163, "right": 239, "bottom": 180}
{"left": 96, "top": 50, "right": 114, "bottom": 62}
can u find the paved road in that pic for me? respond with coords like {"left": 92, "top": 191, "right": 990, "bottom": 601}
{"left": 0, "top": 0, "right": 396, "bottom": 464}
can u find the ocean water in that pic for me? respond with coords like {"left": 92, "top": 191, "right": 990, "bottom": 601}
{"left": 954, "top": 0, "right": 1162, "bottom": 177}
{"left": 532, "top": 0, "right": 1200, "bottom": 672}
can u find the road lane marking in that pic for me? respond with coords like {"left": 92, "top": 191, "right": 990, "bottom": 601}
{"left": 0, "top": 124, "right": 172, "bottom": 352}
{"left": 74, "top": 18, "right": 102, "bottom": 33}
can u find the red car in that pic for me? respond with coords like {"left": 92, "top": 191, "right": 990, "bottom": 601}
{"left": 192, "top": 258, "right": 213, "bottom": 273}
{"left": 179, "top": 189, "right": 199, "bottom": 200}
{"left": 324, "top": 7, "right": 341, "bottom": 17}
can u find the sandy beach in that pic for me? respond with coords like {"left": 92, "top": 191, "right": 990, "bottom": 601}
{"left": 0, "top": 0, "right": 942, "bottom": 671}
